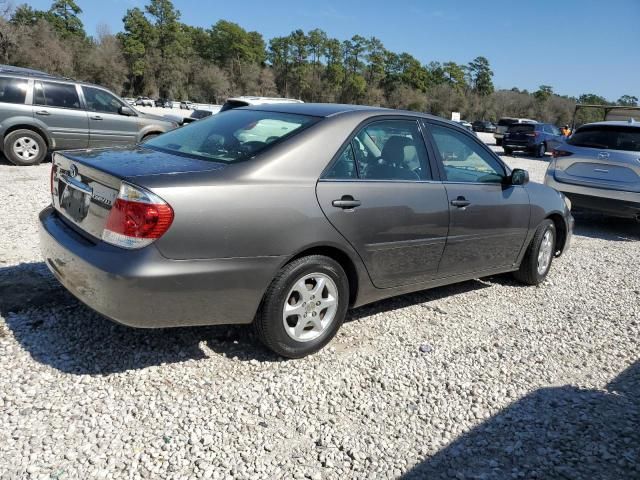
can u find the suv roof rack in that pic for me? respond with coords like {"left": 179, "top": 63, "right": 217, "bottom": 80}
{"left": 572, "top": 104, "right": 640, "bottom": 129}
{"left": 0, "top": 64, "right": 74, "bottom": 81}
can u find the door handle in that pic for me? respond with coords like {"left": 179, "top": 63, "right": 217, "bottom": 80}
{"left": 35, "top": 110, "right": 50, "bottom": 116}
{"left": 450, "top": 196, "right": 471, "bottom": 208}
{"left": 90, "top": 115, "right": 103, "bottom": 120}
{"left": 332, "top": 196, "right": 362, "bottom": 209}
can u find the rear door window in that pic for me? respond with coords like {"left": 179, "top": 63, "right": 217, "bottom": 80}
{"left": 568, "top": 126, "right": 640, "bottom": 152}
{"left": 34, "top": 81, "right": 81, "bottom": 109}
{"left": 0, "top": 76, "right": 28, "bottom": 104}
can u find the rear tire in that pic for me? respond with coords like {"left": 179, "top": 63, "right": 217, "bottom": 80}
{"left": 503, "top": 146, "right": 513, "bottom": 155}
{"left": 254, "top": 255, "right": 349, "bottom": 358}
{"left": 496, "top": 138, "right": 502, "bottom": 146}
{"left": 4, "top": 129, "right": 47, "bottom": 166}
{"left": 513, "top": 219, "right": 556, "bottom": 285}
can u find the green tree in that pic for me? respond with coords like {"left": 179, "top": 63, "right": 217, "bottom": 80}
{"left": 617, "top": 94, "right": 638, "bottom": 106}
{"left": 117, "top": 7, "right": 154, "bottom": 93}
{"left": 534, "top": 85, "right": 554, "bottom": 102}
{"left": 47, "top": 0, "right": 85, "bottom": 39}
{"left": 468, "top": 56, "right": 494, "bottom": 96}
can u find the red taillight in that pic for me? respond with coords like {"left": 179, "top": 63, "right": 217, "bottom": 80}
{"left": 552, "top": 149, "right": 573, "bottom": 158}
{"left": 102, "top": 183, "right": 174, "bottom": 249}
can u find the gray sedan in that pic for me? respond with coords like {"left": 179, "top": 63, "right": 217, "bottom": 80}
{"left": 40, "top": 104, "right": 573, "bottom": 358}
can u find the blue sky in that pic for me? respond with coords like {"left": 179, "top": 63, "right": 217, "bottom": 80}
{"left": 24, "top": 0, "right": 639, "bottom": 101}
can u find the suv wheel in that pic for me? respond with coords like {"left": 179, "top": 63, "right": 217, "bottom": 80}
{"left": 254, "top": 255, "right": 349, "bottom": 358}
{"left": 4, "top": 129, "right": 47, "bottom": 166}
{"left": 513, "top": 219, "right": 556, "bottom": 285}
{"left": 503, "top": 146, "right": 513, "bottom": 156}
{"left": 496, "top": 138, "right": 502, "bottom": 146}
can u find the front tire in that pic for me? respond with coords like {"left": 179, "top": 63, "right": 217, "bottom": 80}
{"left": 4, "top": 129, "right": 47, "bottom": 166}
{"left": 254, "top": 255, "right": 349, "bottom": 358}
{"left": 513, "top": 219, "right": 556, "bottom": 285}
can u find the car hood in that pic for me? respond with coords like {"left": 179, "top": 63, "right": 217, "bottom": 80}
{"left": 136, "top": 110, "right": 179, "bottom": 124}
{"left": 61, "top": 146, "right": 227, "bottom": 179}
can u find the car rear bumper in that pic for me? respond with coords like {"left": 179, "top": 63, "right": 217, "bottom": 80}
{"left": 39, "top": 206, "right": 284, "bottom": 328}
{"left": 544, "top": 175, "right": 640, "bottom": 218}
{"left": 503, "top": 140, "right": 536, "bottom": 150}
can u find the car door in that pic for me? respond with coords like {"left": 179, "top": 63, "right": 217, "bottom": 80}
{"left": 316, "top": 118, "right": 450, "bottom": 288}
{"left": 32, "top": 81, "right": 88, "bottom": 149}
{"left": 424, "top": 121, "right": 530, "bottom": 276}
{"left": 81, "top": 86, "right": 140, "bottom": 147}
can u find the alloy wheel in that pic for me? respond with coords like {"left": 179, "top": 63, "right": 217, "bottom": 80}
{"left": 537, "top": 229, "right": 554, "bottom": 275}
{"left": 282, "top": 273, "right": 338, "bottom": 342}
{"left": 13, "top": 137, "right": 39, "bottom": 161}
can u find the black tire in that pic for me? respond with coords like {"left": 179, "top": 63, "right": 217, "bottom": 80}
{"left": 513, "top": 219, "right": 556, "bottom": 285}
{"left": 496, "top": 138, "right": 503, "bottom": 146}
{"left": 254, "top": 255, "right": 349, "bottom": 358}
{"left": 503, "top": 146, "right": 513, "bottom": 156}
{"left": 3, "top": 129, "right": 47, "bottom": 166}
{"left": 536, "top": 142, "right": 546, "bottom": 158}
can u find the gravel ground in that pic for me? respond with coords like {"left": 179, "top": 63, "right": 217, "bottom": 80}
{"left": 0, "top": 134, "right": 638, "bottom": 480}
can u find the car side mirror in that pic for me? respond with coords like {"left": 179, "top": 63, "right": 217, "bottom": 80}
{"left": 510, "top": 168, "right": 529, "bottom": 186}
{"left": 119, "top": 106, "right": 134, "bottom": 116}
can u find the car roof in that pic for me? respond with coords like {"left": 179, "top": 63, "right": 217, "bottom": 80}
{"left": 240, "top": 102, "right": 416, "bottom": 117}
{"left": 226, "top": 96, "right": 304, "bottom": 105}
{"left": 578, "top": 120, "right": 640, "bottom": 128}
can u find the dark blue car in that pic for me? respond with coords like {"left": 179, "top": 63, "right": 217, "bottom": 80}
{"left": 503, "top": 123, "right": 565, "bottom": 158}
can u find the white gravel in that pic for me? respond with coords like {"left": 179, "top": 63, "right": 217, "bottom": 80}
{"left": 0, "top": 135, "right": 638, "bottom": 479}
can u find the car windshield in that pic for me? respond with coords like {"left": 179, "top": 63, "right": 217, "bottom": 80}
{"left": 568, "top": 125, "right": 640, "bottom": 151}
{"left": 145, "top": 109, "right": 319, "bottom": 162}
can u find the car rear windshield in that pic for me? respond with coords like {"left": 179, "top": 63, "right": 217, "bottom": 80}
{"left": 498, "top": 118, "right": 517, "bottom": 126}
{"left": 144, "top": 109, "right": 320, "bottom": 163}
{"left": 568, "top": 125, "right": 640, "bottom": 152}
{"left": 508, "top": 124, "right": 535, "bottom": 133}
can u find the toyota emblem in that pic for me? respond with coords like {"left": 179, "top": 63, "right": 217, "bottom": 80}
{"left": 69, "top": 164, "right": 78, "bottom": 177}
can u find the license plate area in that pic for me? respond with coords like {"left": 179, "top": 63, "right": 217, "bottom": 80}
{"left": 59, "top": 176, "right": 92, "bottom": 223}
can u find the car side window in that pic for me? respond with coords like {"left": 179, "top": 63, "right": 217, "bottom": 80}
{"left": 351, "top": 120, "right": 430, "bottom": 181}
{"left": 430, "top": 124, "right": 505, "bottom": 183}
{"left": 551, "top": 125, "right": 561, "bottom": 135}
{"left": 0, "top": 76, "right": 28, "bottom": 104}
{"left": 34, "top": 81, "right": 80, "bottom": 109}
{"left": 82, "top": 86, "right": 124, "bottom": 114}
{"left": 325, "top": 143, "right": 357, "bottom": 179}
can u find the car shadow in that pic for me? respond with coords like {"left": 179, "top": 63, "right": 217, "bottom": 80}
{"left": 572, "top": 211, "right": 639, "bottom": 241}
{"left": 1, "top": 263, "right": 492, "bottom": 374}
{"left": 0, "top": 262, "right": 282, "bottom": 374}
{"left": 401, "top": 360, "right": 640, "bottom": 479}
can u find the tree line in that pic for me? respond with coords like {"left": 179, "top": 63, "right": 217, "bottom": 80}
{"left": 0, "top": 0, "right": 636, "bottom": 125}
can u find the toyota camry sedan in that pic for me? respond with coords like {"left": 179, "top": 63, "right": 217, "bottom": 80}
{"left": 40, "top": 104, "right": 573, "bottom": 358}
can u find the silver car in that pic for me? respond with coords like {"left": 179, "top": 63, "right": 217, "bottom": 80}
{"left": 40, "top": 104, "right": 573, "bottom": 358}
{"left": 544, "top": 120, "right": 640, "bottom": 219}
{"left": 0, "top": 65, "right": 178, "bottom": 166}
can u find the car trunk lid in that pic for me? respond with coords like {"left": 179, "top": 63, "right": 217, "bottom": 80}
{"left": 554, "top": 145, "right": 640, "bottom": 192}
{"left": 51, "top": 147, "right": 227, "bottom": 241}
{"left": 553, "top": 125, "right": 640, "bottom": 192}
